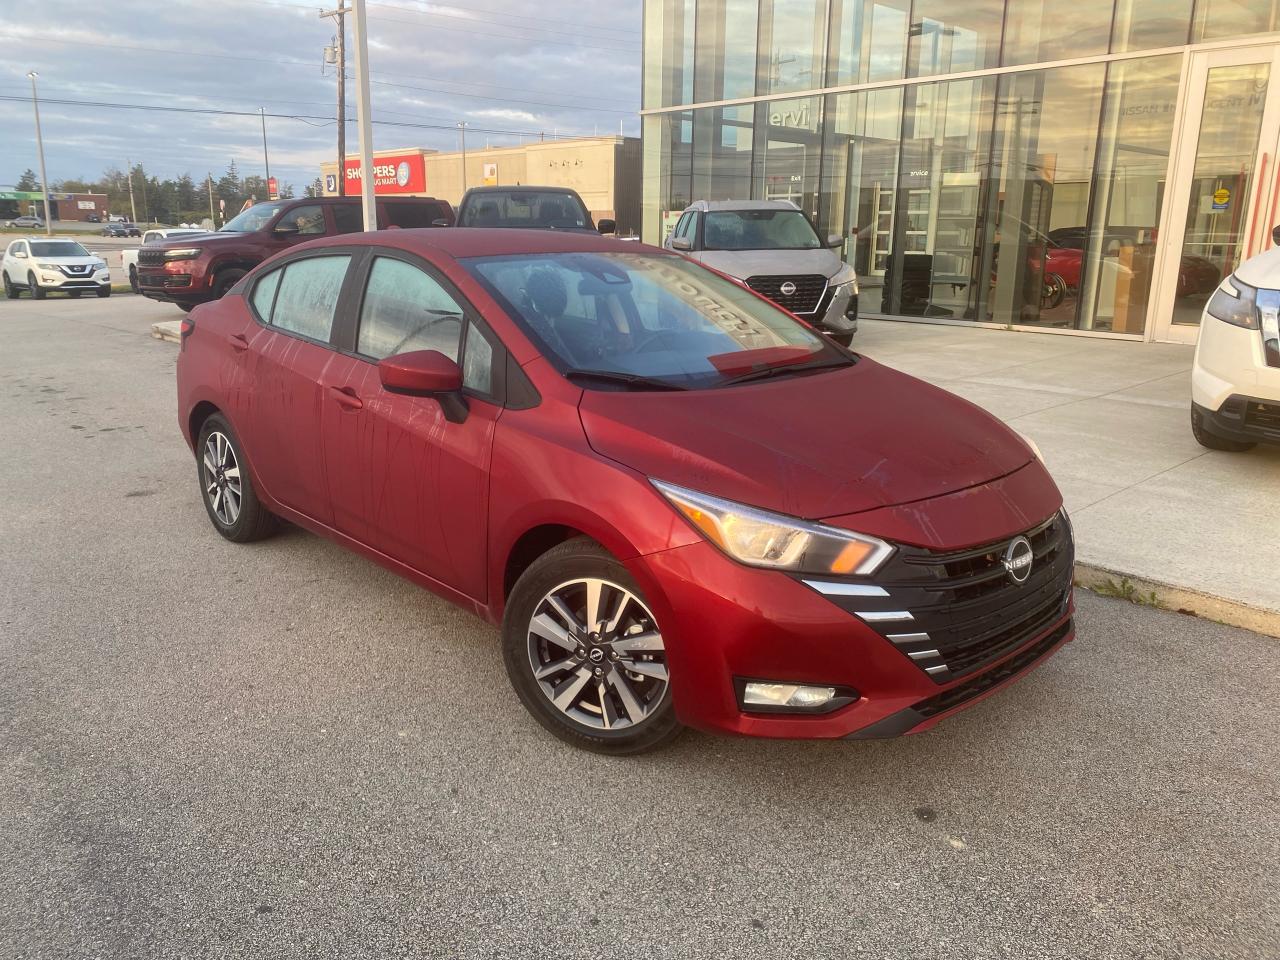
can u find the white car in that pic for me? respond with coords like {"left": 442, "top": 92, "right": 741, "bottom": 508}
{"left": 1191, "top": 226, "right": 1280, "bottom": 451}
{"left": 122, "top": 228, "right": 207, "bottom": 292}
{"left": 2, "top": 237, "right": 111, "bottom": 300}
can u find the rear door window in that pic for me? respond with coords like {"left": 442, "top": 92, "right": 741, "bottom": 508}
{"left": 269, "top": 255, "right": 351, "bottom": 342}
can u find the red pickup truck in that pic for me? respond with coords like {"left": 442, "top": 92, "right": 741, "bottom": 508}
{"left": 136, "top": 195, "right": 454, "bottom": 310}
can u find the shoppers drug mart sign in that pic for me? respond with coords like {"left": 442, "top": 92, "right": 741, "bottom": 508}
{"left": 343, "top": 153, "right": 427, "bottom": 194}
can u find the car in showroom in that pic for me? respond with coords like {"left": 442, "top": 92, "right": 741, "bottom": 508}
{"left": 5, "top": 215, "right": 45, "bottom": 229}
{"left": 121, "top": 227, "right": 208, "bottom": 293}
{"left": 138, "top": 195, "right": 454, "bottom": 310}
{"left": 664, "top": 200, "right": 859, "bottom": 346}
{"left": 2, "top": 237, "right": 110, "bottom": 299}
{"left": 102, "top": 222, "right": 142, "bottom": 238}
{"left": 176, "top": 228, "right": 1074, "bottom": 754}
{"left": 455, "top": 185, "right": 613, "bottom": 235}
{"left": 1190, "top": 226, "right": 1280, "bottom": 452}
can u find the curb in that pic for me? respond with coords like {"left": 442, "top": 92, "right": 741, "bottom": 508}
{"left": 1074, "top": 562, "right": 1280, "bottom": 639}
{"left": 151, "top": 320, "right": 181, "bottom": 344}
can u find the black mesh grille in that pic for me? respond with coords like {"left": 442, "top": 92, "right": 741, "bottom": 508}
{"left": 1244, "top": 400, "right": 1280, "bottom": 439}
{"left": 138, "top": 249, "right": 166, "bottom": 266}
{"left": 745, "top": 274, "right": 827, "bottom": 315}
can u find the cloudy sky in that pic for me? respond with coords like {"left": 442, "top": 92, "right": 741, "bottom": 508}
{"left": 0, "top": 0, "right": 642, "bottom": 192}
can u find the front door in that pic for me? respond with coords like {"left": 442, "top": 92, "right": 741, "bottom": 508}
{"left": 1152, "top": 45, "right": 1280, "bottom": 343}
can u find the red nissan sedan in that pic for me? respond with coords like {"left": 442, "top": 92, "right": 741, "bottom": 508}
{"left": 176, "top": 229, "right": 1074, "bottom": 754}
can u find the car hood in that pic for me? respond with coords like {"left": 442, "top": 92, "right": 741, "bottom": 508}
{"left": 32, "top": 256, "right": 100, "bottom": 265}
{"left": 696, "top": 247, "right": 844, "bottom": 280}
{"left": 578, "top": 358, "right": 1035, "bottom": 520}
{"left": 153, "top": 231, "right": 231, "bottom": 249}
{"left": 1235, "top": 245, "right": 1280, "bottom": 289}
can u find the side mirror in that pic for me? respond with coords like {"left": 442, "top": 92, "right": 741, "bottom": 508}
{"left": 827, "top": 233, "right": 843, "bottom": 249}
{"left": 597, "top": 218, "right": 616, "bottom": 235}
{"left": 670, "top": 237, "right": 692, "bottom": 251}
{"left": 431, "top": 218, "right": 451, "bottom": 227}
{"left": 1273, "top": 224, "right": 1279, "bottom": 247}
{"left": 12, "top": 250, "right": 27, "bottom": 259}
{"left": 378, "top": 350, "right": 468, "bottom": 423}
{"left": 273, "top": 222, "right": 300, "bottom": 235}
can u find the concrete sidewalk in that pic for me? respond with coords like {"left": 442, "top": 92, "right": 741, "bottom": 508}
{"left": 857, "top": 319, "right": 1280, "bottom": 632}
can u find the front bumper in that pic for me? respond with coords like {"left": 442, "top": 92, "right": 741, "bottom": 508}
{"left": 803, "top": 285, "right": 858, "bottom": 341}
{"left": 137, "top": 266, "right": 199, "bottom": 303}
{"left": 1194, "top": 397, "right": 1280, "bottom": 446}
{"left": 37, "top": 269, "right": 110, "bottom": 289}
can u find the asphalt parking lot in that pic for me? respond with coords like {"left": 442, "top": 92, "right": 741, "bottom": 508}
{"left": 2, "top": 294, "right": 1278, "bottom": 959}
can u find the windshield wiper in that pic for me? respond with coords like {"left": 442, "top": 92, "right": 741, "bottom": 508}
{"left": 564, "top": 369, "right": 689, "bottom": 391}
{"left": 718, "top": 357, "right": 852, "bottom": 387}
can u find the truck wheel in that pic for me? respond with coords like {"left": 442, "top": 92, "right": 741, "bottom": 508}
{"left": 28, "top": 273, "right": 45, "bottom": 300}
{"left": 211, "top": 269, "right": 247, "bottom": 300}
{"left": 129, "top": 265, "right": 139, "bottom": 294}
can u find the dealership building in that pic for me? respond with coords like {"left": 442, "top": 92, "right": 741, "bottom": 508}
{"left": 319, "top": 136, "right": 641, "bottom": 235}
{"left": 0, "top": 189, "right": 108, "bottom": 222}
{"left": 642, "top": 0, "right": 1280, "bottom": 344}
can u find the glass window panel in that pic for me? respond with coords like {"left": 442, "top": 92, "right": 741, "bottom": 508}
{"left": 1002, "top": 0, "right": 1114, "bottom": 66}
{"left": 643, "top": 0, "right": 695, "bottom": 108}
{"left": 1112, "top": 0, "right": 1194, "bottom": 51}
{"left": 753, "top": 97, "right": 824, "bottom": 218}
{"left": 357, "top": 257, "right": 464, "bottom": 360}
{"left": 694, "top": 0, "right": 759, "bottom": 102}
{"left": 907, "top": 0, "right": 1003, "bottom": 78}
{"left": 250, "top": 267, "right": 282, "bottom": 322}
{"left": 1079, "top": 56, "right": 1182, "bottom": 335}
{"left": 984, "top": 64, "right": 1107, "bottom": 330}
{"left": 462, "top": 322, "right": 494, "bottom": 395}
{"left": 693, "top": 105, "right": 756, "bottom": 202}
{"left": 759, "top": 0, "right": 828, "bottom": 95}
{"left": 642, "top": 112, "right": 694, "bottom": 244}
{"left": 271, "top": 256, "right": 350, "bottom": 342}
{"left": 1193, "top": 0, "right": 1280, "bottom": 41}
{"left": 827, "top": 0, "right": 911, "bottom": 85}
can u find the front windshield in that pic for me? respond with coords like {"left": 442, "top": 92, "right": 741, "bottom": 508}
{"left": 219, "top": 200, "right": 288, "bottom": 233}
{"left": 460, "top": 191, "right": 591, "bottom": 229}
{"left": 703, "top": 209, "right": 821, "bottom": 251}
{"left": 31, "top": 241, "right": 89, "bottom": 258}
{"left": 464, "top": 252, "right": 847, "bottom": 390}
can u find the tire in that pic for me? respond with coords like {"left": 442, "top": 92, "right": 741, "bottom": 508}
{"left": 195, "top": 413, "right": 277, "bottom": 542}
{"left": 1041, "top": 273, "right": 1067, "bottom": 309}
{"left": 28, "top": 272, "right": 45, "bottom": 300}
{"left": 502, "top": 538, "right": 682, "bottom": 755}
{"left": 2, "top": 272, "right": 17, "bottom": 299}
{"left": 1191, "top": 405, "right": 1255, "bottom": 452}
{"left": 129, "top": 265, "right": 139, "bottom": 294}
{"left": 210, "top": 268, "right": 247, "bottom": 300}
{"left": 97, "top": 286, "right": 111, "bottom": 298}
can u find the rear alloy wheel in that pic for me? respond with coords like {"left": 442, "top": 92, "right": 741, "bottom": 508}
{"left": 503, "top": 539, "right": 681, "bottom": 754}
{"left": 1191, "top": 405, "right": 1255, "bottom": 452}
{"left": 3, "top": 272, "right": 17, "bottom": 299}
{"left": 196, "top": 414, "right": 276, "bottom": 542}
{"left": 28, "top": 272, "right": 45, "bottom": 300}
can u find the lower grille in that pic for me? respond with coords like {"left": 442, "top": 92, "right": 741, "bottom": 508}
{"left": 140, "top": 273, "right": 191, "bottom": 289}
{"left": 1244, "top": 400, "right": 1280, "bottom": 439}
{"left": 745, "top": 274, "right": 827, "bottom": 315}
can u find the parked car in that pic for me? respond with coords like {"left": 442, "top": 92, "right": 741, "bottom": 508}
{"left": 102, "top": 222, "right": 141, "bottom": 238}
{"left": 1190, "top": 226, "right": 1280, "bottom": 452}
{"left": 108, "top": 214, "right": 128, "bottom": 222}
{"left": 137, "top": 196, "right": 454, "bottom": 310}
{"left": 175, "top": 228, "right": 1074, "bottom": 754}
{"left": 2, "top": 237, "right": 110, "bottom": 299}
{"left": 86, "top": 214, "right": 102, "bottom": 224}
{"left": 5, "top": 215, "right": 45, "bottom": 229}
{"left": 456, "top": 185, "right": 613, "bottom": 234}
{"left": 664, "top": 200, "right": 859, "bottom": 346}
{"left": 122, "top": 228, "right": 208, "bottom": 293}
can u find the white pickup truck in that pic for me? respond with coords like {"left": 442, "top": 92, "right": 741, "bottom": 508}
{"left": 122, "top": 228, "right": 207, "bottom": 293}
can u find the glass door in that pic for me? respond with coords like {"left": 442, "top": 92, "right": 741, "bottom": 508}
{"left": 1152, "top": 45, "right": 1280, "bottom": 343}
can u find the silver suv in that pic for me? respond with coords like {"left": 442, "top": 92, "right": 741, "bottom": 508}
{"left": 663, "top": 200, "right": 858, "bottom": 345}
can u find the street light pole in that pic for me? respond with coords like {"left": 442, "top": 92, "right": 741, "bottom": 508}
{"left": 349, "top": 0, "right": 376, "bottom": 230}
{"left": 259, "top": 107, "right": 271, "bottom": 194}
{"left": 458, "top": 121, "right": 469, "bottom": 191}
{"left": 126, "top": 156, "right": 138, "bottom": 223}
{"left": 26, "top": 72, "right": 52, "bottom": 236}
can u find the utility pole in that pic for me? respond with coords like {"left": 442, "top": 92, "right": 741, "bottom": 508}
{"left": 126, "top": 156, "right": 138, "bottom": 223}
{"left": 26, "top": 72, "right": 52, "bottom": 236}
{"left": 458, "top": 121, "right": 469, "bottom": 191}
{"left": 349, "top": 0, "right": 376, "bottom": 230}
{"left": 320, "top": 0, "right": 347, "bottom": 196}
{"left": 259, "top": 107, "right": 271, "bottom": 191}
{"left": 207, "top": 172, "right": 215, "bottom": 226}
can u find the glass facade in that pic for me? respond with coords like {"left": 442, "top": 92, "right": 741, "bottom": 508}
{"left": 642, "top": 0, "right": 1280, "bottom": 338}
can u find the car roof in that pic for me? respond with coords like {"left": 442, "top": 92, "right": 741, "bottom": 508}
{"left": 686, "top": 199, "right": 801, "bottom": 212}
{"left": 463, "top": 185, "right": 579, "bottom": 195}
{"left": 293, "top": 227, "right": 658, "bottom": 260}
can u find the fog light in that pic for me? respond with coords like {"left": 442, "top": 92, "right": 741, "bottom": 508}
{"left": 743, "top": 682, "right": 836, "bottom": 709}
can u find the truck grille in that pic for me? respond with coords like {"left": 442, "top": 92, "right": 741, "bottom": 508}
{"left": 802, "top": 511, "right": 1074, "bottom": 684}
{"left": 745, "top": 274, "right": 827, "bottom": 315}
{"left": 138, "top": 249, "right": 166, "bottom": 266}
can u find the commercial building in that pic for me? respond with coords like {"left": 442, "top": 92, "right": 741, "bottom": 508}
{"left": 319, "top": 136, "right": 642, "bottom": 235}
{"left": 642, "top": 1, "right": 1280, "bottom": 343}
{"left": 0, "top": 189, "right": 107, "bottom": 222}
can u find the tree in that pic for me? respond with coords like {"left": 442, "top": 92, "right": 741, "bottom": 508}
{"left": 16, "top": 169, "right": 39, "bottom": 191}
{"left": 304, "top": 177, "right": 323, "bottom": 198}
{"left": 216, "top": 160, "right": 243, "bottom": 208}
{"left": 277, "top": 181, "right": 295, "bottom": 199}
{"left": 175, "top": 174, "right": 196, "bottom": 213}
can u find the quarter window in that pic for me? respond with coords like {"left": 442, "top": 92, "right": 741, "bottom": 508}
{"left": 251, "top": 267, "right": 283, "bottom": 321}
{"left": 270, "top": 255, "right": 351, "bottom": 341}
{"left": 462, "top": 323, "right": 495, "bottom": 394}
{"left": 357, "top": 257, "right": 465, "bottom": 361}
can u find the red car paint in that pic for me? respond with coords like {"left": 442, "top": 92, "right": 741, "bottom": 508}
{"left": 177, "top": 228, "right": 1074, "bottom": 741}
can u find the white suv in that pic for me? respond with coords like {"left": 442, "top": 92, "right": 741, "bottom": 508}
{"left": 1191, "top": 227, "right": 1280, "bottom": 451}
{"left": 2, "top": 238, "right": 111, "bottom": 300}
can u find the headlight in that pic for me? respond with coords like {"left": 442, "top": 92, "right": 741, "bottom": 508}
{"left": 163, "top": 247, "right": 202, "bottom": 261}
{"left": 37, "top": 262, "right": 57, "bottom": 270}
{"left": 1206, "top": 276, "right": 1258, "bottom": 329}
{"left": 653, "top": 480, "right": 893, "bottom": 575}
{"left": 92, "top": 259, "right": 106, "bottom": 268}
{"left": 830, "top": 263, "right": 859, "bottom": 294}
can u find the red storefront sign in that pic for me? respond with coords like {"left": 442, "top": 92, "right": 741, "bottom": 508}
{"left": 343, "top": 153, "right": 427, "bottom": 194}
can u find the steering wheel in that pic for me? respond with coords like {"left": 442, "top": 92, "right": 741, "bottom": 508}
{"left": 633, "top": 330, "right": 678, "bottom": 354}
